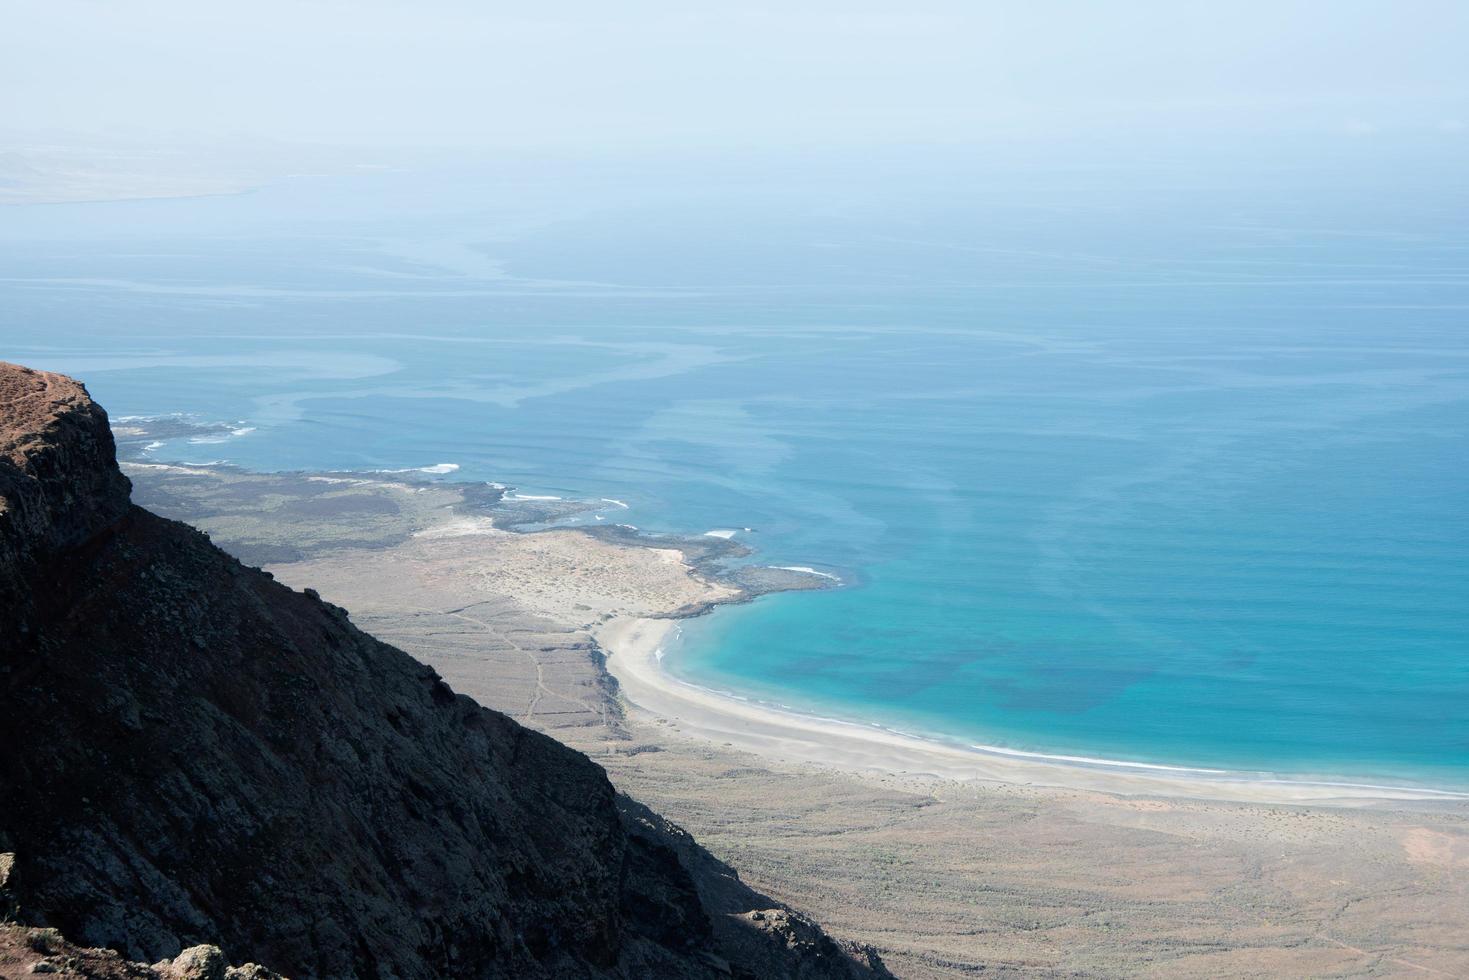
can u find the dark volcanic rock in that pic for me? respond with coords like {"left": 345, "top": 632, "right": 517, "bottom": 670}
{"left": 0, "top": 363, "right": 889, "bottom": 980}
{"left": 0, "top": 364, "right": 131, "bottom": 640}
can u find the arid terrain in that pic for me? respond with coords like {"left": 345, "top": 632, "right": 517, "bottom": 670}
{"left": 2, "top": 363, "right": 887, "bottom": 979}
{"left": 125, "top": 458, "right": 1469, "bottom": 979}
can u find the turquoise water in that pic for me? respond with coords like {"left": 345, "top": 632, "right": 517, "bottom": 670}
{"left": 3, "top": 147, "right": 1467, "bottom": 786}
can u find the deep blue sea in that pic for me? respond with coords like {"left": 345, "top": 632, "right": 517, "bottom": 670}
{"left": 4, "top": 144, "right": 1466, "bottom": 787}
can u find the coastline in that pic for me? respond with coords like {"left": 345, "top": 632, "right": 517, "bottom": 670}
{"left": 598, "top": 616, "right": 1469, "bottom": 806}
{"left": 120, "top": 454, "right": 1469, "bottom": 977}
{"left": 118, "top": 446, "right": 1468, "bottom": 807}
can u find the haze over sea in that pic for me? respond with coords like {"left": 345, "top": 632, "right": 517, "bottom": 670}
{"left": 4, "top": 140, "right": 1466, "bottom": 788}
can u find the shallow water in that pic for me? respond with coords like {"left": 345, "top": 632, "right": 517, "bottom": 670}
{"left": 5, "top": 148, "right": 1466, "bottom": 786}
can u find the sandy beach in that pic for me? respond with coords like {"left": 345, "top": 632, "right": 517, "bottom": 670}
{"left": 127, "top": 462, "right": 1469, "bottom": 978}
{"left": 597, "top": 616, "right": 1469, "bottom": 806}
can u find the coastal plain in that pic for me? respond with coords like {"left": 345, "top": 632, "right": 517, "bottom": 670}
{"left": 127, "top": 461, "right": 1469, "bottom": 979}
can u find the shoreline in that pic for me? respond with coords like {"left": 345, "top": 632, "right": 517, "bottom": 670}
{"left": 119, "top": 448, "right": 1469, "bottom": 976}
{"left": 120, "top": 445, "right": 1467, "bottom": 807}
{"left": 598, "top": 615, "right": 1469, "bottom": 806}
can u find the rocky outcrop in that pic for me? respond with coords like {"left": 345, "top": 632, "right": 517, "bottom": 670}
{"left": 0, "top": 363, "right": 888, "bottom": 980}
{"left": 0, "top": 365, "right": 131, "bottom": 642}
{"left": 0, "top": 923, "right": 282, "bottom": 979}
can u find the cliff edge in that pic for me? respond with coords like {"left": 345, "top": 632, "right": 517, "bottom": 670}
{"left": 0, "top": 363, "right": 888, "bottom": 980}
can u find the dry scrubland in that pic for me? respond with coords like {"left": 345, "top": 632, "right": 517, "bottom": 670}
{"left": 130, "top": 463, "right": 1469, "bottom": 979}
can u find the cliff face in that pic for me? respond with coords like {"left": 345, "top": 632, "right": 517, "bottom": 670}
{"left": 0, "top": 363, "right": 887, "bottom": 980}
{"left": 0, "top": 366, "right": 131, "bottom": 640}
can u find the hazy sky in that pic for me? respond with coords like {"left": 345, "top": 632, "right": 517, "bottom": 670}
{"left": 4, "top": 1, "right": 1467, "bottom": 150}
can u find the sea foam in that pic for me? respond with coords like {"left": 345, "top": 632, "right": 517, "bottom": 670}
{"left": 375, "top": 462, "right": 459, "bottom": 475}
{"left": 775, "top": 565, "right": 842, "bottom": 583}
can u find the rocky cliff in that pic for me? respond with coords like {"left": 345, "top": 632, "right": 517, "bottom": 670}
{"left": 0, "top": 363, "right": 888, "bottom": 980}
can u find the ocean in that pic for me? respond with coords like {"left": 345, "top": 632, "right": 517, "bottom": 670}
{"left": 4, "top": 144, "right": 1466, "bottom": 787}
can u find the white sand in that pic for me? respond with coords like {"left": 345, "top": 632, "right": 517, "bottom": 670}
{"left": 597, "top": 616, "right": 1469, "bottom": 806}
